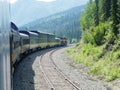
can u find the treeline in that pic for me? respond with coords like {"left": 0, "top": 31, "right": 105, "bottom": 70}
{"left": 33, "top": 12, "right": 82, "bottom": 43}
{"left": 72, "top": 0, "right": 120, "bottom": 81}
{"left": 21, "top": 5, "right": 85, "bottom": 43}
{"left": 80, "top": 0, "right": 120, "bottom": 46}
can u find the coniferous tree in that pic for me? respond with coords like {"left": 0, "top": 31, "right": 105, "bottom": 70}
{"left": 111, "top": 0, "right": 119, "bottom": 36}
{"left": 102, "top": 0, "right": 111, "bottom": 21}
{"left": 94, "top": 0, "right": 99, "bottom": 26}
{"left": 117, "top": 0, "right": 120, "bottom": 28}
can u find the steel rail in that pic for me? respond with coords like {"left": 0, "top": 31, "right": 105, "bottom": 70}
{"left": 39, "top": 54, "right": 55, "bottom": 90}
{"left": 49, "top": 49, "right": 82, "bottom": 90}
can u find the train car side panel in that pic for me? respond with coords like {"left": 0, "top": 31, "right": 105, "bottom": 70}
{"left": 39, "top": 33, "right": 48, "bottom": 48}
{"left": 31, "top": 31, "right": 48, "bottom": 49}
{"left": 47, "top": 34, "right": 56, "bottom": 47}
{"left": 11, "top": 23, "right": 21, "bottom": 65}
{"left": 29, "top": 32, "right": 39, "bottom": 51}
{"left": 0, "top": 0, "right": 11, "bottom": 90}
{"left": 19, "top": 33, "right": 30, "bottom": 56}
{"left": 55, "top": 38, "right": 61, "bottom": 47}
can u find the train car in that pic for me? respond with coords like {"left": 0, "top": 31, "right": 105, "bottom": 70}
{"left": 60, "top": 37, "right": 67, "bottom": 46}
{"left": 31, "top": 31, "right": 48, "bottom": 49}
{"left": 55, "top": 37, "right": 61, "bottom": 47}
{"left": 19, "top": 32, "right": 30, "bottom": 57}
{"left": 0, "top": 0, "right": 11, "bottom": 90}
{"left": 47, "top": 33, "right": 56, "bottom": 47}
{"left": 19, "top": 31, "right": 39, "bottom": 52}
{"left": 10, "top": 22, "right": 21, "bottom": 66}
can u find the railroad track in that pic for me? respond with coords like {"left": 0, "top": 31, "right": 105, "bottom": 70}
{"left": 39, "top": 48, "right": 82, "bottom": 90}
{"left": 39, "top": 53, "right": 55, "bottom": 90}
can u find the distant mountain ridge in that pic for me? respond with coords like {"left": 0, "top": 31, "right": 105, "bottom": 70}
{"left": 21, "top": 5, "right": 85, "bottom": 43}
{"left": 11, "top": 0, "right": 88, "bottom": 26}
{"left": 22, "top": 5, "right": 85, "bottom": 27}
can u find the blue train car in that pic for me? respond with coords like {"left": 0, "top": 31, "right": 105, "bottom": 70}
{"left": 19, "top": 32, "right": 30, "bottom": 56}
{"left": 31, "top": 31, "right": 48, "bottom": 49}
{"left": 10, "top": 22, "right": 21, "bottom": 65}
{"left": 47, "top": 33, "right": 56, "bottom": 47}
{"left": 19, "top": 31, "right": 39, "bottom": 52}
{"left": 55, "top": 37, "right": 61, "bottom": 47}
{"left": 0, "top": 0, "right": 11, "bottom": 90}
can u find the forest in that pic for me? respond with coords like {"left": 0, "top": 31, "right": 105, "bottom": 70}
{"left": 21, "top": 5, "right": 85, "bottom": 43}
{"left": 67, "top": 0, "right": 120, "bottom": 81}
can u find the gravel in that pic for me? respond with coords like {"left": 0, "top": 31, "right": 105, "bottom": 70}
{"left": 52, "top": 47, "right": 108, "bottom": 90}
{"left": 13, "top": 50, "right": 50, "bottom": 90}
{"left": 13, "top": 47, "right": 120, "bottom": 90}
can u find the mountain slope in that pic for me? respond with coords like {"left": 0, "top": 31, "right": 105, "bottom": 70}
{"left": 21, "top": 5, "right": 85, "bottom": 43}
{"left": 11, "top": 0, "right": 89, "bottom": 26}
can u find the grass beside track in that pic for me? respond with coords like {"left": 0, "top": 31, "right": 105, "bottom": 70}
{"left": 66, "top": 42, "right": 120, "bottom": 81}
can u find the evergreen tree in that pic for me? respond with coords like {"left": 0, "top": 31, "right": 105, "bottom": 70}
{"left": 117, "top": 0, "right": 120, "bottom": 28}
{"left": 102, "top": 0, "right": 111, "bottom": 21}
{"left": 94, "top": 0, "right": 99, "bottom": 26}
{"left": 111, "top": 0, "right": 119, "bottom": 36}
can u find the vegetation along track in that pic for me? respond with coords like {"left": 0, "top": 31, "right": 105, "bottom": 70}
{"left": 39, "top": 48, "right": 81, "bottom": 90}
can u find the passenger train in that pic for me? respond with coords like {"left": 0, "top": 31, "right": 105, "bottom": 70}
{"left": 0, "top": 1, "right": 67, "bottom": 90}
{"left": 11, "top": 22, "right": 67, "bottom": 69}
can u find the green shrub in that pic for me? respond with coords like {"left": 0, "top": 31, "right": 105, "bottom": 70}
{"left": 66, "top": 42, "right": 120, "bottom": 81}
{"left": 82, "top": 22, "right": 112, "bottom": 46}
{"left": 82, "top": 30, "right": 96, "bottom": 45}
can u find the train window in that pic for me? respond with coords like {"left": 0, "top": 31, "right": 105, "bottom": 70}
{"left": 14, "top": 41, "right": 20, "bottom": 49}
{"left": 23, "top": 39, "right": 29, "bottom": 45}
{"left": 30, "top": 36, "right": 38, "bottom": 44}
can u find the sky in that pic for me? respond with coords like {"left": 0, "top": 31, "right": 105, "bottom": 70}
{"left": 36, "top": 0, "right": 56, "bottom": 2}
{"left": 10, "top": 0, "right": 17, "bottom": 4}
{"left": 10, "top": 0, "right": 56, "bottom": 4}
{"left": 10, "top": 0, "right": 89, "bottom": 26}
{"left": 10, "top": 0, "right": 89, "bottom": 4}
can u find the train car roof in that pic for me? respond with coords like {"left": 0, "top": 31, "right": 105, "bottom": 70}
{"left": 30, "top": 30, "right": 55, "bottom": 36}
{"left": 55, "top": 37, "right": 60, "bottom": 40}
{"left": 31, "top": 30, "right": 48, "bottom": 35}
{"left": 58, "top": 37, "right": 67, "bottom": 39}
{"left": 19, "top": 30, "right": 38, "bottom": 36}
{"left": 46, "top": 33, "right": 55, "bottom": 36}
{"left": 48, "top": 33, "right": 55, "bottom": 35}
{"left": 19, "top": 32, "right": 29, "bottom": 37}
{"left": 29, "top": 31, "right": 38, "bottom": 35}
{"left": 11, "top": 22, "right": 19, "bottom": 31}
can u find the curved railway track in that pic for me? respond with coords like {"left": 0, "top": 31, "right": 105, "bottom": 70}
{"left": 39, "top": 48, "right": 82, "bottom": 90}
{"left": 14, "top": 47, "right": 108, "bottom": 90}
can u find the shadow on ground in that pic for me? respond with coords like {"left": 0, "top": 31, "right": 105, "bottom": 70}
{"left": 13, "top": 48, "right": 61, "bottom": 90}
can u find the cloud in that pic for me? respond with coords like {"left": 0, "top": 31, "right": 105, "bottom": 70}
{"left": 36, "top": 0, "right": 56, "bottom": 2}
{"left": 9, "top": 0, "right": 18, "bottom": 4}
